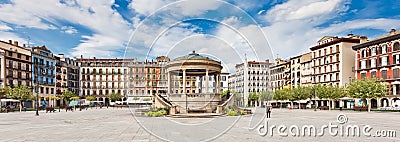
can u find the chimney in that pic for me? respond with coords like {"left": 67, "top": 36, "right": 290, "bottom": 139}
{"left": 23, "top": 44, "right": 25, "bottom": 47}
{"left": 360, "top": 36, "right": 368, "bottom": 43}
{"left": 80, "top": 55, "right": 83, "bottom": 59}
{"left": 13, "top": 41, "right": 18, "bottom": 46}
{"left": 347, "top": 33, "right": 354, "bottom": 38}
{"left": 390, "top": 29, "right": 396, "bottom": 35}
{"left": 8, "top": 40, "right": 12, "bottom": 44}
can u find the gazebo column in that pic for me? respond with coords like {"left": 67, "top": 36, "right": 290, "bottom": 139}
{"left": 206, "top": 70, "right": 209, "bottom": 93}
{"left": 217, "top": 74, "right": 221, "bottom": 94}
{"left": 214, "top": 74, "right": 216, "bottom": 93}
{"left": 183, "top": 69, "right": 186, "bottom": 94}
{"left": 167, "top": 71, "right": 171, "bottom": 94}
{"left": 199, "top": 76, "right": 203, "bottom": 93}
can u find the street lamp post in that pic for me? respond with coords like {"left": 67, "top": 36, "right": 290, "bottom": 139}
{"left": 313, "top": 75, "right": 317, "bottom": 111}
{"left": 35, "top": 64, "right": 40, "bottom": 116}
{"left": 314, "top": 87, "right": 317, "bottom": 111}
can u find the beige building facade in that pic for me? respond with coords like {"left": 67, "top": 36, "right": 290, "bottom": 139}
{"left": 310, "top": 35, "right": 361, "bottom": 86}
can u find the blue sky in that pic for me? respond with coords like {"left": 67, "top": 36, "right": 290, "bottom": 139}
{"left": 0, "top": 0, "right": 399, "bottom": 72}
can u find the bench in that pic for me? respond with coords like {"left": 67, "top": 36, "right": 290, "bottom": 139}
{"left": 4, "top": 107, "right": 16, "bottom": 113}
{"left": 46, "top": 107, "right": 55, "bottom": 113}
{"left": 65, "top": 106, "right": 73, "bottom": 112}
{"left": 243, "top": 109, "right": 252, "bottom": 114}
{"left": 319, "top": 106, "right": 329, "bottom": 110}
{"left": 354, "top": 106, "right": 368, "bottom": 111}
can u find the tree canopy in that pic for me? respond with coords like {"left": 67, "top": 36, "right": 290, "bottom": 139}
{"left": 109, "top": 93, "right": 122, "bottom": 102}
{"left": 85, "top": 96, "right": 96, "bottom": 101}
{"left": 347, "top": 78, "right": 388, "bottom": 99}
{"left": 248, "top": 92, "right": 260, "bottom": 102}
{"left": 6, "top": 85, "right": 33, "bottom": 101}
{"left": 290, "top": 86, "right": 313, "bottom": 101}
{"left": 61, "top": 90, "right": 77, "bottom": 101}
{"left": 273, "top": 88, "right": 290, "bottom": 101}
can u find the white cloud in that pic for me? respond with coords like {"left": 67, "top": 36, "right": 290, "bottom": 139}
{"left": 0, "top": 23, "right": 12, "bottom": 31}
{"left": 258, "top": 0, "right": 400, "bottom": 59}
{"left": 129, "top": 0, "right": 174, "bottom": 16}
{"left": 0, "top": 0, "right": 131, "bottom": 57}
{"left": 61, "top": 26, "right": 78, "bottom": 34}
{"left": 320, "top": 18, "right": 400, "bottom": 34}
{"left": 265, "top": 0, "right": 349, "bottom": 24}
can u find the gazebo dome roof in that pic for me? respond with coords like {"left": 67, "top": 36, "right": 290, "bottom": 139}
{"left": 173, "top": 51, "right": 212, "bottom": 61}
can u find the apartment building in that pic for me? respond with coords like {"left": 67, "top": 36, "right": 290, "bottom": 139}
{"left": 77, "top": 57, "right": 133, "bottom": 105}
{"left": 353, "top": 29, "right": 400, "bottom": 98}
{"left": 126, "top": 56, "right": 169, "bottom": 98}
{"left": 290, "top": 55, "right": 301, "bottom": 88}
{"left": 0, "top": 40, "right": 32, "bottom": 88}
{"left": 310, "top": 35, "right": 361, "bottom": 86}
{"left": 300, "top": 52, "right": 313, "bottom": 86}
{"left": 270, "top": 58, "right": 291, "bottom": 91}
{"left": 228, "top": 59, "right": 271, "bottom": 105}
{"left": 55, "top": 54, "right": 80, "bottom": 99}
{"left": 0, "top": 49, "right": 5, "bottom": 88}
{"left": 31, "top": 45, "right": 56, "bottom": 101}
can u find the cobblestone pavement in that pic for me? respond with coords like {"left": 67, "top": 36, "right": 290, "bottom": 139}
{"left": 0, "top": 107, "right": 399, "bottom": 142}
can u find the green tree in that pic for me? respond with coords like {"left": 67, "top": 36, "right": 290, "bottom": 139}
{"left": 315, "top": 84, "right": 328, "bottom": 100}
{"left": 323, "top": 86, "right": 346, "bottom": 110}
{"left": 260, "top": 91, "right": 273, "bottom": 106}
{"left": 347, "top": 78, "right": 388, "bottom": 112}
{"left": 70, "top": 96, "right": 80, "bottom": 100}
{"left": 248, "top": 92, "right": 260, "bottom": 107}
{"left": 6, "top": 85, "right": 33, "bottom": 112}
{"left": 61, "top": 90, "right": 77, "bottom": 106}
{"left": 290, "top": 86, "right": 313, "bottom": 109}
{"left": 109, "top": 93, "right": 122, "bottom": 102}
{"left": 221, "top": 90, "right": 230, "bottom": 98}
{"left": 274, "top": 88, "right": 290, "bottom": 108}
{"left": 85, "top": 96, "right": 96, "bottom": 101}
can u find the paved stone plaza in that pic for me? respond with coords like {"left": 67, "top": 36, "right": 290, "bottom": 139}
{"left": 0, "top": 108, "right": 399, "bottom": 142}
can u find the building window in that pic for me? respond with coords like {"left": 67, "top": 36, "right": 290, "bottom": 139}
{"left": 394, "top": 69, "right": 399, "bottom": 79}
{"left": 361, "top": 60, "right": 366, "bottom": 69}
{"left": 371, "top": 48, "right": 376, "bottom": 56}
{"left": 382, "top": 45, "right": 388, "bottom": 54}
{"left": 394, "top": 54, "right": 400, "bottom": 64}
{"left": 381, "top": 56, "right": 388, "bottom": 66}
{"left": 394, "top": 42, "right": 400, "bottom": 51}
{"left": 371, "top": 59, "right": 376, "bottom": 68}
{"left": 382, "top": 70, "right": 387, "bottom": 79}
{"left": 336, "top": 45, "right": 339, "bottom": 52}
{"left": 361, "top": 73, "right": 366, "bottom": 79}
{"left": 371, "top": 71, "right": 376, "bottom": 78}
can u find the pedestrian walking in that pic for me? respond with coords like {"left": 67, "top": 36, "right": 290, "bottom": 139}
{"left": 266, "top": 105, "right": 272, "bottom": 118}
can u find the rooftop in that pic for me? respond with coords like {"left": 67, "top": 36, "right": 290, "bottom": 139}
{"left": 173, "top": 51, "right": 216, "bottom": 61}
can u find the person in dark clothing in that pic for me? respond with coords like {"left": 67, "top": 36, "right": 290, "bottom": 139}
{"left": 266, "top": 105, "right": 272, "bottom": 118}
